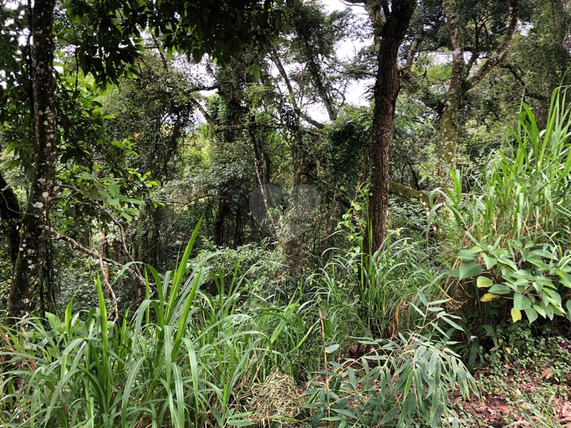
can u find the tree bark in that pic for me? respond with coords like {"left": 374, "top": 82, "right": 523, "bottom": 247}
{"left": 365, "top": 0, "right": 416, "bottom": 252}
{"left": 8, "top": 0, "right": 57, "bottom": 322}
{"left": 437, "top": 47, "right": 466, "bottom": 187}
{"left": 438, "top": 0, "right": 518, "bottom": 188}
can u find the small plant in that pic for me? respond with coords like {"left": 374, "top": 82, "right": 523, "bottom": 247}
{"left": 305, "top": 295, "right": 477, "bottom": 427}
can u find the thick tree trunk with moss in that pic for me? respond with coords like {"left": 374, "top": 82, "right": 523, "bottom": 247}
{"left": 7, "top": 0, "right": 57, "bottom": 322}
{"left": 366, "top": 0, "right": 416, "bottom": 252}
{"left": 437, "top": 53, "right": 465, "bottom": 188}
{"left": 438, "top": 0, "right": 518, "bottom": 189}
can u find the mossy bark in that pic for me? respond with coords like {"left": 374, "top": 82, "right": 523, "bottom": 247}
{"left": 389, "top": 181, "right": 428, "bottom": 206}
{"left": 437, "top": 56, "right": 465, "bottom": 189}
{"left": 438, "top": 0, "right": 518, "bottom": 189}
{"left": 7, "top": 0, "right": 57, "bottom": 322}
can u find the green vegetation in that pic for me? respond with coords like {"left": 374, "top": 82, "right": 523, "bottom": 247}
{"left": 2, "top": 0, "right": 571, "bottom": 426}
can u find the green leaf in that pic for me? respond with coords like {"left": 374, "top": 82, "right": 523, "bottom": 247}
{"left": 533, "top": 304, "right": 546, "bottom": 318}
{"left": 246, "top": 64, "right": 261, "bottom": 81}
{"left": 228, "top": 420, "right": 255, "bottom": 426}
{"left": 514, "top": 293, "right": 532, "bottom": 310}
{"left": 325, "top": 344, "right": 339, "bottom": 354}
{"left": 482, "top": 253, "right": 498, "bottom": 270}
{"left": 488, "top": 284, "right": 512, "bottom": 295}
{"left": 476, "top": 276, "right": 493, "bottom": 288}
{"left": 458, "top": 262, "right": 482, "bottom": 280}
{"left": 322, "top": 319, "right": 333, "bottom": 340}
{"left": 525, "top": 307, "right": 538, "bottom": 323}
{"left": 457, "top": 247, "right": 482, "bottom": 261}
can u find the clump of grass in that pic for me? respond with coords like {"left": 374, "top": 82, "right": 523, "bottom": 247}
{"left": 432, "top": 87, "right": 571, "bottom": 249}
{"left": 0, "top": 222, "right": 269, "bottom": 427}
{"left": 308, "top": 232, "right": 444, "bottom": 339}
{"left": 305, "top": 295, "right": 477, "bottom": 428}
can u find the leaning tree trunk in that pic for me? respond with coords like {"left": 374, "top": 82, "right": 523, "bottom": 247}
{"left": 7, "top": 0, "right": 57, "bottom": 322}
{"left": 366, "top": 0, "right": 416, "bottom": 253}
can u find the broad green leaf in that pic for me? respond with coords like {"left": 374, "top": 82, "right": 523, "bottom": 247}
{"left": 476, "top": 276, "right": 493, "bottom": 288}
{"left": 488, "top": 284, "right": 512, "bottom": 294}
{"left": 533, "top": 304, "right": 546, "bottom": 318}
{"left": 457, "top": 247, "right": 482, "bottom": 261}
{"left": 514, "top": 293, "right": 532, "bottom": 310}
{"left": 325, "top": 344, "right": 339, "bottom": 354}
{"left": 525, "top": 307, "right": 538, "bottom": 323}
{"left": 482, "top": 253, "right": 498, "bottom": 270}
{"left": 458, "top": 262, "right": 482, "bottom": 280}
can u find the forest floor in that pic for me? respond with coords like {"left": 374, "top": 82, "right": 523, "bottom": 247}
{"left": 453, "top": 339, "right": 571, "bottom": 427}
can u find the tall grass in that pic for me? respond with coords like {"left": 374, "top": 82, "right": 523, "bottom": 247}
{"left": 433, "top": 87, "right": 571, "bottom": 248}
{"left": 430, "top": 87, "right": 571, "bottom": 325}
{"left": 0, "top": 221, "right": 477, "bottom": 427}
{"left": 308, "top": 233, "right": 444, "bottom": 339}
{"left": 0, "top": 223, "right": 303, "bottom": 427}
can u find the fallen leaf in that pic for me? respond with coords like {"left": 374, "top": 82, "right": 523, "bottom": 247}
{"left": 540, "top": 368, "right": 552, "bottom": 379}
{"left": 561, "top": 401, "right": 571, "bottom": 418}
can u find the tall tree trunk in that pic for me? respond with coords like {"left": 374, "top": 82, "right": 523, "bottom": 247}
{"left": 365, "top": 0, "right": 416, "bottom": 252}
{"left": 437, "top": 50, "right": 466, "bottom": 187}
{"left": 438, "top": 0, "right": 518, "bottom": 188}
{"left": 0, "top": 172, "right": 22, "bottom": 264}
{"left": 8, "top": 0, "right": 57, "bottom": 322}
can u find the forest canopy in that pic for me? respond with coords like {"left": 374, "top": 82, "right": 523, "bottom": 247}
{"left": 1, "top": 0, "right": 571, "bottom": 426}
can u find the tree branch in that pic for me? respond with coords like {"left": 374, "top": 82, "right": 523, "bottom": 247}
{"left": 500, "top": 63, "right": 548, "bottom": 101}
{"left": 41, "top": 225, "right": 146, "bottom": 288}
{"left": 467, "top": 0, "right": 519, "bottom": 90}
{"left": 443, "top": 0, "right": 464, "bottom": 50}
{"left": 189, "top": 98, "right": 244, "bottom": 131}
{"left": 389, "top": 181, "right": 429, "bottom": 205}
{"left": 270, "top": 51, "right": 326, "bottom": 129}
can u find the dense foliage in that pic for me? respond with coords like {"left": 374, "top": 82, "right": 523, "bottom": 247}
{"left": 1, "top": 0, "right": 571, "bottom": 426}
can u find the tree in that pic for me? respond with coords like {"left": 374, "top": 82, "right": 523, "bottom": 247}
{"left": 436, "top": 0, "right": 518, "bottom": 188}
{"left": 364, "top": 0, "right": 417, "bottom": 251}
{"left": 8, "top": 0, "right": 58, "bottom": 321}
{"left": 2, "top": 0, "right": 283, "bottom": 320}
{"left": 401, "top": 0, "right": 519, "bottom": 188}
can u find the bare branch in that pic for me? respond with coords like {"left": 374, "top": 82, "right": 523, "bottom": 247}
{"left": 41, "top": 225, "right": 146, "bottom": 288}
{"left": 270, "top": 51, "right": 326, "bottom": 129}
{"left": 402, "top": 29, "right": 423, "bottom": 71}
{"left": 500, "top": 63, "right": 548, "bottom": 101}
{"left": 338, "top": 0, "right": 365, "bottom": 6}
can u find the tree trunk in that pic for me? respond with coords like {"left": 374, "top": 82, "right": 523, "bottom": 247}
{"left": 438, "top": 0, "right": 518, "bottom": 188}
{"left": 437, "top": 51, "right": 465, "bottom": 188}
{"left": 8, "top": 0, "right": 57, "bottom": 322}
{"left": 366, "top": 0, "right": 416, "bottom": 252}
